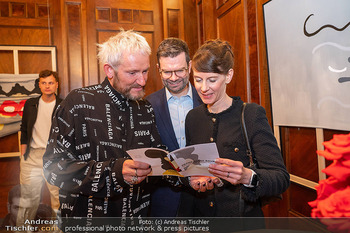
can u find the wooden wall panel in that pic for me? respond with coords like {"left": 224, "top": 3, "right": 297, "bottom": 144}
{"left": 85, "top": 0, "right": 98, "bottom": 86}
{"left": 18, "top": 51, "right": 53, "bottom": 73}
{"left": 196, "top": 1, "right": 204, "bottom": 45}
{"left": 256, "top": 0, "right": 272, "bottom": 121}
{"left": 282, "top": 127, "right": 319, "bottom": 183}
{"left": 183, "top": 0, "right": 198, "bottom": 58}
{"left": 0, "top": 0, "right": 53, "bottom": 45}
{"left": 139, "top": 10, "right": 153, "bottom": 25}
{"left": 162, "top": 0, "right": 184, "bottom": 40}
{"left": 289, "top": 183, "right": 317, "bottom": 217}
{"left": 167, "top": 9, "right": 180, "bottom": 38}
{"left": 0, "top": 134, "right": 19, "bottom": 153}
{"left": 0, "top": 157, "right": 20, "bottom": 217}
{"left": 245, "top": 0, "right": 259, "bottom": 104}
{"left": 0, "top": 50, "right": 14, "bottom": 73}
{"left": 66, "top": 2, "right": 84, "bottom": 91}
{"left": 217, "top": 0, "right": 248, "bottom": 101}
{"left": 198, "top": 0, "right": 216, "bottom": 41}
{"left": 0, "top": 28, "right": 51, "bottom": 45}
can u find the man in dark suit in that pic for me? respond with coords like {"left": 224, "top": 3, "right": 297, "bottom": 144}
{"left": 146, "top": 38, "right": 202, "bottom": 217}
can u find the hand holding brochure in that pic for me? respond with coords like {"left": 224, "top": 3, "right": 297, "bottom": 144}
{"left": 126, "top": 143, "right": 219, "bottom": 177}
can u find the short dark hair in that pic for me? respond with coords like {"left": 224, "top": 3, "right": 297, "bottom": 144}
{"left": 157, "top": 38, "right": 191, "bottom": 65}
{"left": 192, "top": 39, "right": 234, "bottom": 75}
{"left": 39, "top": 70, "right": 59, "bottom": 82}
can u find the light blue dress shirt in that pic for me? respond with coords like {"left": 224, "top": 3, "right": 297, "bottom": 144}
{"left": 166, "top": 87, "right": 194, "bottom": 148}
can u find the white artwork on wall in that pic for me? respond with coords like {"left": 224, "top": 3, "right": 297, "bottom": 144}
{"left": 264, "top": 0, "right": 350, "bottom": 131}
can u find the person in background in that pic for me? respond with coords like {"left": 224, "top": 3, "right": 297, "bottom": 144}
{"left": 146, "top": 38, "right": 202, "bottom": 217}
{"left": 42, "top": 29, "right": 167, "bottom": 219}
{"left": 178, "top": 39, "right": 290, "bottom": 218}
{"left": 19, "top": 70, "right": 61, "bottom": 223}
{"left": 0, "top": 185, "right": 32, "bottom": 229}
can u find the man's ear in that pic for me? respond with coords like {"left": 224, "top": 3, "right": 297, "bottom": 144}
{"left": 104, "top": 64, "right": 115, "bottom": 79}
{"left": 188, "top": 60, "right": 192, "bottom": 74}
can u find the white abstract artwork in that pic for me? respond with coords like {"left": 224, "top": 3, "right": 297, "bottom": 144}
{"left": 264, "top": 0, "right": 350, "bottom": 131}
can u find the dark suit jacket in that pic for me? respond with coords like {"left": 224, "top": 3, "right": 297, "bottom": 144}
{"left": 145, "top": 84, "right": 202, "bottom": 217}
{"left": 146, "top": 84, "right": 202, "bottom": 152}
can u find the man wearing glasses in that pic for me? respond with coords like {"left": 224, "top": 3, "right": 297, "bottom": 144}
{"left": 146, "top": 38, "right": 202, "bottom": 217}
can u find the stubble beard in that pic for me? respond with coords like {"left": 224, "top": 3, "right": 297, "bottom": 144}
{"left": 164, "top": 75, "right": 189, "bottom": 95}
{"left": 113, "top": 72, "right": 145, "bottom": 101}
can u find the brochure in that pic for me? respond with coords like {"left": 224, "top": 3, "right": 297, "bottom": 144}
{"left": 126, "top": 143, "right": 219, "bottom": 177}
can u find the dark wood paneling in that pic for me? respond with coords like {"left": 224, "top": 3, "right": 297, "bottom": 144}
{"left": 96, "top": 7, "right": 109, "bottom": 21}
{"left": 139, "top": 10, "right": 153, "bottom": 25}
{"left": 37, "top": 4, "right": 49, "bottom": 18}
{"left": 86, "top": 0, "right": 98, "bottom": 86}
{"left": 0, "top": 157, "right": 20, "bottom": 217}
{"left": 183, "top": 0, "right": 199, "bottom": 59}
{"left": 10, "top": 2, "right": 26, "bottom": 17}
{"left": 282, "top": 127, "right": 318, "bottom": 183}
{"left": 245, "top": 0, "right": 259, "bottom": 104}
{"left": 323, "top": 129, "right": 350, "bottom": 141}
{"left": 66, "top": 2, "right": 83, "bottom": 91}
{"left": 143, "top": 32, "right": 158, "bottom": 96}
{"left": 167, "top": 9, "right": 180, "bottom": 38}
{"left": 18, "top": 51, "right": 53, "bottom": 73}
{"left": 256, "top": 0, "right": 272, "bottom": 121}
{"left": 0, "top": 50, "right": 14, "bottom": 73}
{"left": 118, "top": 9, "right": 132, "bottom": 23}
{"left": 0, "top": 28, "right": 51, "bottom": 45}
{"left": 196, "top": 1, "right": 204, "bottom": 45}
{"left": 217, "top": 0, "right": 247, "bottom": 101}
{"left": 201, "top": 0, "right": 216, "bottom": 41}
{"left": 0, "top": 133, "right": 19, "bottom": 153}
{"left": 289, "top": 183, "right": 317, "bottom": 217}
{"left": 0, "top": 2, "right": 10, "bottom": 17}
{"left": 52, "top": 0, "right": 69, "bottom": 97}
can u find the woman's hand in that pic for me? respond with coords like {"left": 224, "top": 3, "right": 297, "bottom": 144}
{"left": 208, "top": 158, "right": 252, "bottom": 185}
{"left": 189, "top": 176, "right": 216, "bottom": 192}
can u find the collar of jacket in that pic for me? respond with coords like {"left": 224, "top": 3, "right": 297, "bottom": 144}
{"left": 101, "top": 77, "right": 129, "bottom": 111}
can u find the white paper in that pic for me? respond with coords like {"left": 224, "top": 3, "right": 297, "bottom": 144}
{"left": 126, "top": 143, "right": 219, "bottom": 177}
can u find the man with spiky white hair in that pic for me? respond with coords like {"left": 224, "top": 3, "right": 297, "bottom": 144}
{"left": 43, "top": 29, "right": 164, "bottom": 219}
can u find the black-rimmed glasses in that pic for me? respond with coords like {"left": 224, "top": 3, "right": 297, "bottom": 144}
{"left": 159, "top": 68, "right": 188, "bottom": 78}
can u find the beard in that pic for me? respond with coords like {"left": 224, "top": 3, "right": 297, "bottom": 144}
{"left": 112, "top": 72, "right": 146, "bottom": 101}
{"left": 118, "top": 84, "right": 145, "bottom": 101}
{"left": 163, "top": 75, "right": 189, "bottom": 94}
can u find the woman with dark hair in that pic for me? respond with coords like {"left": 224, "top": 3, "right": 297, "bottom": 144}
{"left": 179, "top": 39, "right": 290, "bottom": 218}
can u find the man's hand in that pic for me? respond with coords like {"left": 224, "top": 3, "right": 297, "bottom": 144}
{"left": 21, "top": 144, "right": 27, "bottom": 157}
{"left": 122, "top": 160, "right": 152, "bottom": 185}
